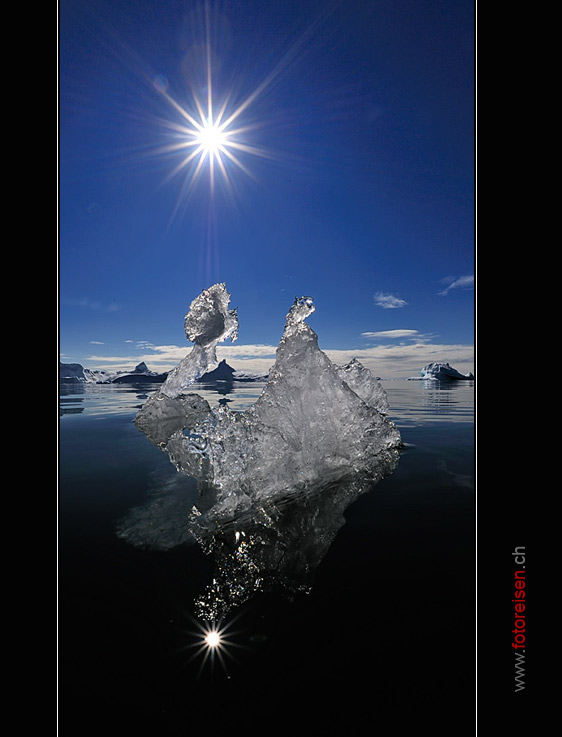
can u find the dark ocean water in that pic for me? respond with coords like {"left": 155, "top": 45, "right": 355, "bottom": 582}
{"left": 58, "top": 378, "right": 475, "bottom": 735}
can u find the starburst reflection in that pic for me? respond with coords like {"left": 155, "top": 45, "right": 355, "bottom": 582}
{"left": 181, "top": 616, "right": 244, "bottom": 678}
{"left": 204, "top": 629, "right": 221, "bottom": 648}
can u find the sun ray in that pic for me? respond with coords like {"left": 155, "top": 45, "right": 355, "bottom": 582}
{"left": 218, "top": 146, "right": 256, "bottom": 179}
{"left": 159, "top": 88, "right": 202, "bottom": 132}
{"left": 214, "top": 93, "right": 232, "bottom": 129}
{"left": 214, "top": 150, "right": 231, "bottom": 189}
{"left": 164, "top": 146, "right": 205, "bottom": 182}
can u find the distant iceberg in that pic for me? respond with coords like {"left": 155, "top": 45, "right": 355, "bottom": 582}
{"left": 59, "top": 361, "right": 167, "bottom": 384}
{"left": 59, "top": 362, "right": 110, "bottom": 384}
{"left": 111, "top": 362, "right": 168, "bottom": 383}
{"left": 197, "top": 359, "right": 269, "bottom": 385}
{"left": 60, "top": 357, "right": 266, "bottom": 387}
{"left": 409, "top": 362, "right": 474, "bottom": 381}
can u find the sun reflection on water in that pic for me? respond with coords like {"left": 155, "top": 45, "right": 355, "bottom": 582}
{"left": 181, "top": 615, "right": 245, "bottom": 678}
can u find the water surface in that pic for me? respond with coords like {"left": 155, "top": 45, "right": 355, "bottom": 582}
{"left": 59, "top": 378, "right": 475, "bottom": 734}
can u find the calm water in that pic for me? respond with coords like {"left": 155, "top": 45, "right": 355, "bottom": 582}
{"left": 59, "top": 378, "right": 475, "bottom": 735}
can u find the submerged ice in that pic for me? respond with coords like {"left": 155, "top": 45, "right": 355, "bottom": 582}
{"left": 189, "top": 471, "right": 394, "bottom": 620}
{"left": 136, "top": 285, "right": 402, "bottom": 520}
{"left": 117, "top": 464, "right": 399, "bottom": 621}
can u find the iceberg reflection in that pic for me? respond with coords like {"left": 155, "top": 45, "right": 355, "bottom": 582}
{"left": 188, "top": 466, "right": 399, "bottom": 620}
{"left": 117, "top": 457, "right": 399, "bottom": 621}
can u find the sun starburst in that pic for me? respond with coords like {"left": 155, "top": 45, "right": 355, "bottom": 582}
{"left": 152, "top": 43, "right": 272, "bottom": 207}
{"left": 180, "top": 616, "right": 244, "bottom": 678}
{"left": 195, "top": 120, "right": 228, "bottom": 156}
{"left": 146, "top": 0, "right": 331, "bottom": 224}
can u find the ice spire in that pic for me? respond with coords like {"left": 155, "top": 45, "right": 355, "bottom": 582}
{"left": 282, "top": 296, "right": 315, "bottom": 337}
{"left": 159, "top": 283, "right": 238, "bottom": 399}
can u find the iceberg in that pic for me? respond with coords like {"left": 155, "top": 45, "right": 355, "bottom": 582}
{"left": 135, "top": 287, "right": 402, "bottom": 520}
{"left": 60, "top": 361, "right": 168, "bottom": 384}
{"left": 59, "top": 362, "right": 110, "bottom": 384}
{"left": 111, "top": 362, "right": 168, "bottom": 383}
{"left": 131, "top": 285, "right": 403, "bottom": 618}
{"left": 417, "top": 362, "right": 474, "bottom": 381}
{"left": 335, "top": 357, "right": 389, "bottom": 414}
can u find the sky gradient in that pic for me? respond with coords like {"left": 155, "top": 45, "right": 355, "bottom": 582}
{"left": 59, "top": 0, "right": 475, "bottom": 379}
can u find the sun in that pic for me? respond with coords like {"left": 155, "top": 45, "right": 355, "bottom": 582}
{"left": 154, "top": 80, "right": 268, "bottom": 203}
{"left": 148, "top": 2, "right": 282, "bottom": 206}
{"left": 141, "top": 0, "right": 331, "bottom": 215}
{"left": 194, "top": 120, "right": 229, "bottom": 157}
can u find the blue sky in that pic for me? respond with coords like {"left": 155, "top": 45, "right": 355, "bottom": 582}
{"left": 59, "top": 0, "right": 474, "bottom": 379}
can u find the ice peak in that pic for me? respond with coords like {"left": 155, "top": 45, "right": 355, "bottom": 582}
{"left": 184, "top": 282, "right": 238, "bottom": 346}
{"left": 283, "top": 295, "right": 315, "bottom": 338}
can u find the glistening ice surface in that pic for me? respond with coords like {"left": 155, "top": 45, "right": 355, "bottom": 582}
{"left": 135, "top": 287, "right": 402, "bottom": 524}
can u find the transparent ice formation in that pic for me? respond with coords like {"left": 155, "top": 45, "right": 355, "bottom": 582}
{"left": 158, "top": 283, "right": 238, "bottom": 399}
{"left": 136, "top": 287, "right": 402, "bottom": 515}
{"left": 131, "top": 285, "right": 403, "bottom": 618}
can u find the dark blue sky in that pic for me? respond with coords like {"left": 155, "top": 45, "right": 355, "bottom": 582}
{"left": 59, "top": 0, "right": 475, "bottom": 378}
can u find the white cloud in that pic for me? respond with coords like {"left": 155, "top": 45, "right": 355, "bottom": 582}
{"left": 89, "top": 340, "right": 104, "bottom": 345}
{"left": 438, "top": 274, "right": 474, "bottom": 296}
{"left": 65, "top": 297, "right": 120, "bottom": 312}
{"left": 217, "top": 344, "right": 277, "bottom": 358}
{"left": 374, "top": 292, "right": 408, "bottom": 309}
{"left": 361, "top": 329, "right": 419, "bottom": 340}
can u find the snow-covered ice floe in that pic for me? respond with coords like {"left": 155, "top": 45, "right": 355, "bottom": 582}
{"left": 408, "top": 362, "right": 474, "bottom": 381}
{"left": 135, "top": 285, "right": 403, "bottom": 523}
